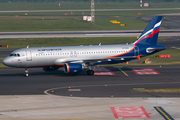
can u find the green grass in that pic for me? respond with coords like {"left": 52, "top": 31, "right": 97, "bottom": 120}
{"left": 0, "top": 63, "right": 8, "bottom": 68}
{"left": 0, "top": 16, "right": 149, "bottom": 32}
{"left": 143, "top": 49, "right": 180, "bottom": 59}
{"left": 102, "top": 60, "right": 180, "bottom": 67}
{"left": 0, "top": 2, "right": 180, "bottom": 11}
{"left": 0, "top": 9, "right": 179, "bottom": 31}
{"left": 130, "top": 88, "right": 180, "bottom": 93}
{"left": 96, "top": 10, "right": 180, "bottom": 16}
{"left": 148, "top": 61, "right": 180, "bottom": 65}
{"left": 0, "top": 2, "right": 179, "bottom": 32}
{"left": 0, "top": 37, "right": 136, "bottom": 48}
{"left": 1, "top": 9, "right": 180, "bottom": 16}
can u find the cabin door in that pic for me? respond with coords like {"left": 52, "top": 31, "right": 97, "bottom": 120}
{"left": 26, "top": 50, "right": 32, "bottom": 61}
{"left": 134, "top": 46, "right": 139, "bottom": 56}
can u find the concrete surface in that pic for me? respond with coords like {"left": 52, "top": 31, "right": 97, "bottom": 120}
{"left": 0, "top": 95, "right": 180, "bottom": 120}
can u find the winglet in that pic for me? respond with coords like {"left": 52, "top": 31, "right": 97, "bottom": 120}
{"left": 136, "top": 54, "right": 141, "bottom": 60}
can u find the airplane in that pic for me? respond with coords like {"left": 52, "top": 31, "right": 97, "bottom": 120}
{"left": 2, "top": 16, "right": 165, "bottom": 77}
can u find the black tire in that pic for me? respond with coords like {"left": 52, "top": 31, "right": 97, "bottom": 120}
{"left": 24, "top": 73, "right": 29, "bottom": 77}
{"left": 87, "top": 70, "right": 94, "bottom": 75}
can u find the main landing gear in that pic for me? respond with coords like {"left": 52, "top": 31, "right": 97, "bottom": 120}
{"left": 87, "top": 70, "right": 94, "bottom": 75}
{"left": 87, "top": 66, "right": 94, "bottom": 75}
{"left": 24, "top": 68, "right": 29, "bottom": 77}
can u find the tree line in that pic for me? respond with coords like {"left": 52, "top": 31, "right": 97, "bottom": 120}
{"left": 0, "top": 0, "right": 179, "bottom": 3}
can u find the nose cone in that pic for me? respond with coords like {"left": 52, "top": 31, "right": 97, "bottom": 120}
{"left": 2, "top": 57, "right": 12, "bottom": 67}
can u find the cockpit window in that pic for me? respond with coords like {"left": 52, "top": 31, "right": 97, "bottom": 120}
{"left": 9, "top": 53, "right": 20, "bottom": 57}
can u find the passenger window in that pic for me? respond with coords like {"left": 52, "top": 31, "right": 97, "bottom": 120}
{"left": 17, "top": 54, "right": 20, "bottom": 57}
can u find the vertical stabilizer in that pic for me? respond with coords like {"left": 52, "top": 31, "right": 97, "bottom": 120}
{"left": 134, "top": 16, "right": 162, "bottom": 46}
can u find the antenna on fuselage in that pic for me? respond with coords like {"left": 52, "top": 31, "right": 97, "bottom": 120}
{"left": 27, "top": 45, "right": 29, "bottom": 48}
{"left": 99, "top": 43, "right": 101, "bottom": 46}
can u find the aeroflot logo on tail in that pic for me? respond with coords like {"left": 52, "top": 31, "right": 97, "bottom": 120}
{"left": 134, "top": 20, "right": 162, "bottom": 45}
{"left": 38, "top": 48, "right": 62, "bottom": 51}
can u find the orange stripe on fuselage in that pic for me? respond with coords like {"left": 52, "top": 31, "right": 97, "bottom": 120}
{"left": 56, "top": 64, "right": 64, "bottom": 66}
{"left": 106, "top": 46, "right": 136, "bottom": 58}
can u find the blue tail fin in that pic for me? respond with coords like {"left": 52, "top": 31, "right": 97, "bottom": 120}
{"left": 134, "top": 16, "right": 162, "bottom": 46}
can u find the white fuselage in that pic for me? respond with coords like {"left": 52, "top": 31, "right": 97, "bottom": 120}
{"left": 3, "top": 44, "right": 135, "bottom": 68}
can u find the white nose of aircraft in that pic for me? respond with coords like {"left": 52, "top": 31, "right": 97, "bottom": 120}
{"left": 2, "top": 57, "right": 12, "bottom": 67}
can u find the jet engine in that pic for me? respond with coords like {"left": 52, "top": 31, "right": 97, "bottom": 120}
{"left": 43, "top": 66, "right": 59, "bottom": 71}
{"left": 63, "top": 63, "right": 83, "bottom": 73}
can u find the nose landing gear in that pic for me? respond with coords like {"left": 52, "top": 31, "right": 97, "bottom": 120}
{"left": 24, "top": 68, "right": 29, "bottom": 77}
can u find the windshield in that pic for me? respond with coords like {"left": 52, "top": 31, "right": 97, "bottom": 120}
{"left": 9, "top": 53, "right": 20, "bottom": 57}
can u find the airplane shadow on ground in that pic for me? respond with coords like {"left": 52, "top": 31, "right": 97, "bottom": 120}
{"left": 104, "top": 66, "right": 132, "bottom": 72}
{"left": 0, "top": 70, "right": 90, "bottom": 77}
{"left": 0, "top": 66, "right": 133, "bottom": 77}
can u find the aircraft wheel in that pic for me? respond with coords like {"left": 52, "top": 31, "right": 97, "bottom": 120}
{"left": 87, "top": 70, "right": 94, "bottom": 75}
{"left": 24, "top": 73, "right": 29, "bottom": 77}
{"left": 24, "top": 68, "right": 29, "bottom": 77}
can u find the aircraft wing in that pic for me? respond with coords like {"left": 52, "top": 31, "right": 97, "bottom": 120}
{"left": 54, "top": 55, "right": 140, "bottom": 66}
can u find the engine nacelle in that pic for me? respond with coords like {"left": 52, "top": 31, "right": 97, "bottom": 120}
{"left": 63, "top": 63, "right": 83, "bottom": 73}
{"left": 43, "top": 66, "right": 59, "bottom": 71}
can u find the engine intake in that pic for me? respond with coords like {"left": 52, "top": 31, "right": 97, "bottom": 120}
{"left": 63, "top": 63, "right": 83, "bottom": 73}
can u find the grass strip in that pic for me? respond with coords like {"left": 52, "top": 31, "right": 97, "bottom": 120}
{"left": 0, "top": 17, "right": 148, "bottom": 32}
{"left": 130, "top": 88, "right": 180, "bottom": 93}
{"left": 101, "top": 60, "right": 180, "bottom": 67}
{"left": 143, "top": 49, "right": 180, "bottom": 59}
{"left": 0, "top": 58, "right": 4, "bottom": 60}
{"left": 1, "top": 9, "right": 180, "bottom": 16}
{"left": 0, "top": 63, "right": 9, "bottom": 68}
{"left": 1, "top": 2, "right": 180, "bottom": 11}
{"left": 0, "top": 37, "right": 136, "bottom": 48}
